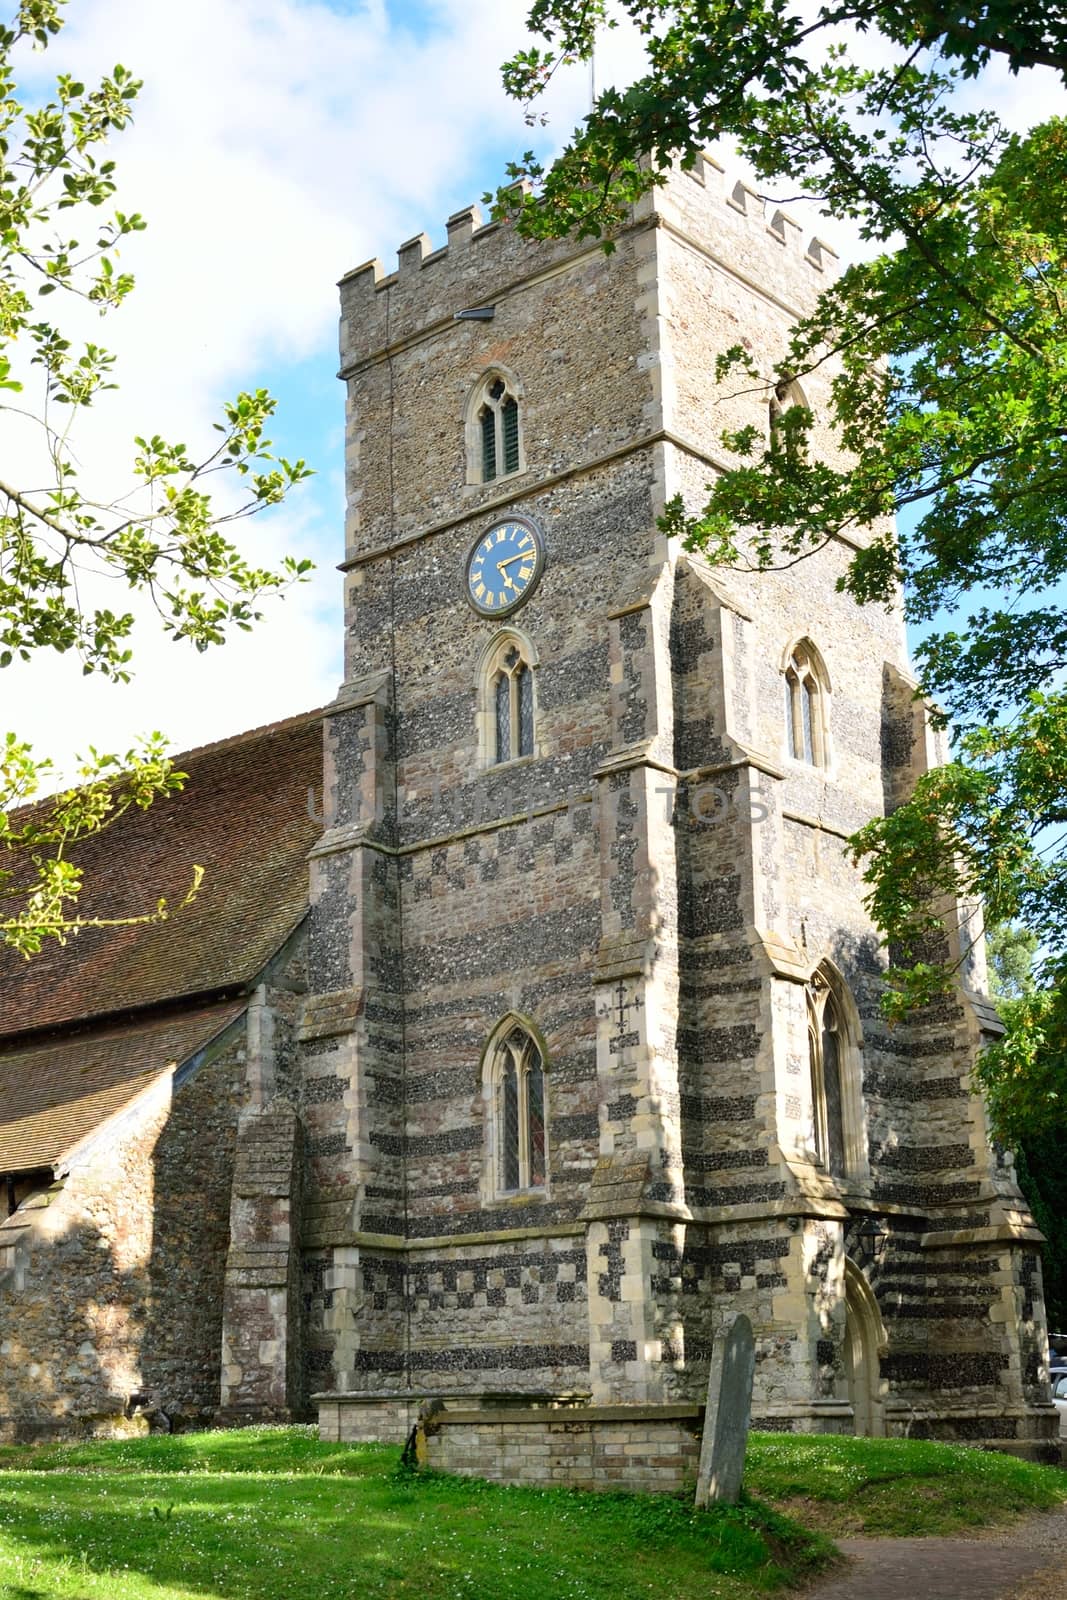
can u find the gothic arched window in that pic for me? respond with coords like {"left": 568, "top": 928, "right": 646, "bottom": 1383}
{"left": 783, "top": 638, "right": 830, "bottom": 767}
{"left": 484, "top": 1020, "right": 547, "bottom": 1196}
{"left": 768, "top": 376, "right": 810, "bottom": 462}
{"left": 806, "top": 968, "right": 866, "bottom": 1182}
{"left": 468, "top": 371, "right": 523, "bottom": 485}
{"left": 479, "top": 630, "right": 537, "bottom": 766}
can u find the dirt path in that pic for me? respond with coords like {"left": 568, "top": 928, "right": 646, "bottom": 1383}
{"left": 805, "top": 1505, "right": 1067, "bottom": 1600}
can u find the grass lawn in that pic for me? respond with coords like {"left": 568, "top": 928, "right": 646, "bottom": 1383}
{"left": 0, "top": 1426, "right": 830, "bottom": 1600}
{"left": 0, "top": 1428, "right": 1059, "bottom": 1600}
{"left": 745, "top": 1432, "right": 1067, "bottom": 1536}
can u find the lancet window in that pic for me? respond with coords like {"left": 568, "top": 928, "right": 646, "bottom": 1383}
{"left": 487, "top": 1023, "right": 547, "bottom": 1195}
{"left": 808, "top": 977, "right": 846, "bottom": 1176}
{"left": 480, "top": 632, "right": 536, "bottom": 766}
{"left": 783, "top": 639, "right": 830, "bottom": 767}
{"left": 805, "top": 967, "right": 867, "bottom": 1183}
{"left": 471, "top": 373, "right": 522, "bottom": 484}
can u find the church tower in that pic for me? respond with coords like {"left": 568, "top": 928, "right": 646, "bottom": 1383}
{"left": 303, "top": 161, "right": 1056, "bottom": 1471}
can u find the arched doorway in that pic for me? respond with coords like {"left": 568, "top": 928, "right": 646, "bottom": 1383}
{"left": 843, "top": 1260, "right": 887, "bottom": 1437}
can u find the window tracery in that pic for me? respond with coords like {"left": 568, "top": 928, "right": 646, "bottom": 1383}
{"left": 478, "top": 630, "right": 537, "bottom": 766}
{"left": 783, "top": 638, "right": 830, "bottom": 767}
{"left": 805, "top": 967, "right": 867, "bottom": 1182}
{"left": 485, "top": 1021, "right": 547, "bottom": 1196}
{"left": 468, "top": 371, "right": 523, "bottom": 484}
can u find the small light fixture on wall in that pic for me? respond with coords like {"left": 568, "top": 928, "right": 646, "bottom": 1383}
{"left": 855, "top": 1215, "right": 888, "bottom": 1265}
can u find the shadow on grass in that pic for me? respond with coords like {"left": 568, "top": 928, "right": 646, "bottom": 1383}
{"left": 0, "top": 1432, "right": 833, "bottom": 1600}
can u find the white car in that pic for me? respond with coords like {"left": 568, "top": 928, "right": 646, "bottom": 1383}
{"left": 1052, "top": 1373, "right": 1067, "bottom": 1435}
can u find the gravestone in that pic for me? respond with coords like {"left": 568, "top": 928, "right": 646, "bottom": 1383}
{"left": 694, "top": 1313, "right": 756, "bottom": 1507}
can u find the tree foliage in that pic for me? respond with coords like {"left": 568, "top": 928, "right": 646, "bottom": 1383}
{"left": 0, "top": 1, "right": 310, "bottom": 953}
{"left": 1, "top": 731, "right": 201, "bottom": 956}
{"left": 498, "top": 2, "right": 1067, "bottom": 1029}
{"left": 986, "top": 922, "right": 1039, "bottom": 1002}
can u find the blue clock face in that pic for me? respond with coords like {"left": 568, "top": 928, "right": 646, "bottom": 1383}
{"left": 465, "top": 517, "right": 545, "bottom": 617}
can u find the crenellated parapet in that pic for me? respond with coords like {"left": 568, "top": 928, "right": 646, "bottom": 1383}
{"left": 337, "top": 156, "right": 839, "bottom": 373}
{"left": 680, "top": 151, "right": 838, "bottom": 273}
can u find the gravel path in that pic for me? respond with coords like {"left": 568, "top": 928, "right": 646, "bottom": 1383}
{"left": 804, "top": 1505, "right": 1067, "bottom": 1600}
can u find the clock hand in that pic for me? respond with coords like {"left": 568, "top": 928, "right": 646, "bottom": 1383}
{"left": 496, "top": 552, "right": 531, "bottom": 571}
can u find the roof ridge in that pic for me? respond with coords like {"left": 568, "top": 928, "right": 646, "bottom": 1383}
{"left": 168, "top": 704, "right": 325, "bottom": 768}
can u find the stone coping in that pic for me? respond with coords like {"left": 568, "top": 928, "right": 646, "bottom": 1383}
{"left": 314, "top": 1391, "right": 702, "bottom": 1427}
{"left": 432, "top": 1403, "right": 703, "bottom": 1428}
{"left": 313, "top": 1389, "right": 592, "bottom": 1409}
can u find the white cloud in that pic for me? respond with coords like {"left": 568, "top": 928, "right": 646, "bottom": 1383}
{"left": 6, "top": 0, "right": 561, "bottom": 775}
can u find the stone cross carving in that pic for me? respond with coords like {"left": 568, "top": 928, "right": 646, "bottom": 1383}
{"left": 597, "top": 979, "right": 644, "bottom": 1053}
{"left": 694, "top": 1313, "right": 756, "bottom": 1507}
{"left": 608, "top": 979, "right": 642, "bottom": 1034}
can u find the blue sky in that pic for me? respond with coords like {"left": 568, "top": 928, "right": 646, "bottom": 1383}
{"left": 8, "top": 0, "right": 623, "bottom": 773}
{"left": 6, "top": 0, "right": 1059, "bottom": 776}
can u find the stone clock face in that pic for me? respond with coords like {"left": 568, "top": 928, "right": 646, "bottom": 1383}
{"left": 465, "top": 517, "right": 545, "bottom": 617}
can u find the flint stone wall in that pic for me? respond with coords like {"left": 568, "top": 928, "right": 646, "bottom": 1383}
{"left": 0, "top": 1021, "right": 244, "bottom": 1440}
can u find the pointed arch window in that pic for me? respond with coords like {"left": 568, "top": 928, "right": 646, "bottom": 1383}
{"left": 480, "top": 631, "right": 537, "bottom": 766}
{"left": 470, "top": 372, "right": 523, "bottom": 485}
{"left": 487, "top": 1022, "right": 547, "bottom": 1195}
{"left": 783, "top": 639, "right": 830, "bottom": 767}
{"left": 806, "top": 969, "right": 867, "bottom": 1183}
{"left": 768, "top": 376, "right": 810, "bottom": 462}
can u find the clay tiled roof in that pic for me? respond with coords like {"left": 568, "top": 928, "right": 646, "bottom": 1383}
{"left": 0, "top": 710, "right": 323, "bottom": 1040}
{"left": 0, "top": 1000, "right": 247, "bottom": 1172}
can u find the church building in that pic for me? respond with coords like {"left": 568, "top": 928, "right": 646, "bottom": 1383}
{"left": 0, "top": 159, "right": 1056, "bottom": 1477}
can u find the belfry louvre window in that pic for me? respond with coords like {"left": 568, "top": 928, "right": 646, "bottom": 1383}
{"left": 492, "top": 644, "right": 534, "bottom": 764}
{"left": 494, "top": 1025, "right": 547, "bottom": 1193}
{"left": 477, "top": 376, "right": 521, "bottom": 483}
{"left": 784, "top": 640, "right": 829, "bottom": 767}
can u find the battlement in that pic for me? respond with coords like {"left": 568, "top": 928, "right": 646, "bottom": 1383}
{"left": 337, "top": 155, "right": 839, "bottom": 373}
{"left": 681, "top": 151, "right": 838, "bottom": 273}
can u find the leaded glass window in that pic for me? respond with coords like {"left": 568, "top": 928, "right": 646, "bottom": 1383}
{"left": 495, "top": 670, "right": 511, "bottom": 764}
{"left": 822, "top": 1002, "right": 846, "bottom": 1176}
{"left": 784, "top": 641, "right": 828, "bottom": 767}
{"left": 807, "top": 975, "right": 854, "bottom": 1180}
{"left": 493, "top": 1024, "right": 548, "bottom": 1194}
{"left": 517, "top": 662, "right": 534, "bottom": 756}
{"left": 502, "top": 1055, "right": 520, "bottom": 1191}
{"left": 488, "top": 641, "right": 536, "bottom": 764}
{"left": 527, "top": 1058, "right": 545, "bottom": 1186}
